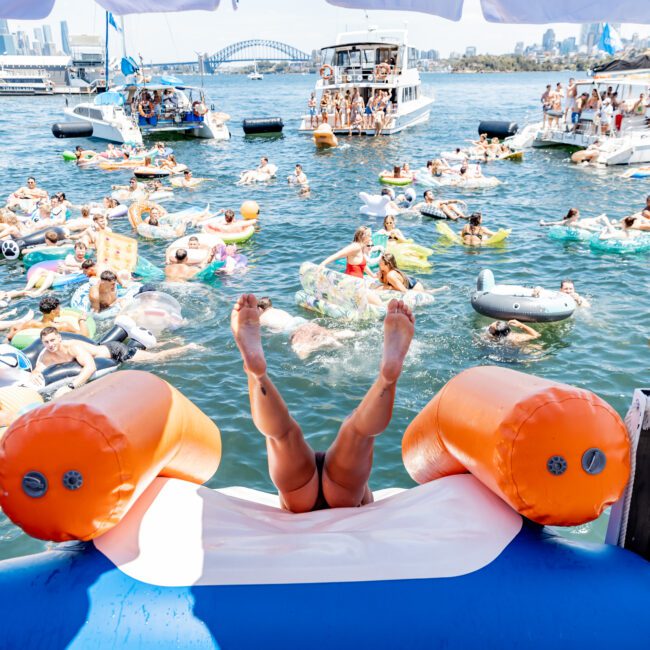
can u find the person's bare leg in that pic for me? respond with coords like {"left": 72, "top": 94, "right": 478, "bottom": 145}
{"left": 322, "top": 300, "right": 414, "bottom": 508}
{"left": 231, "top": 294, "right": 318, "bottom": 513}
{"left": 130, "top": 342, "right": 203, "bottom": 362}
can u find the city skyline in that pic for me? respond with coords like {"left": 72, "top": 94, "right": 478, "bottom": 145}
{"left": 4, "top": 0, "right": 650, "bottom": 62}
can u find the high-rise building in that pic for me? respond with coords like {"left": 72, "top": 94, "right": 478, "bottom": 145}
{"left": 60, "top": 20, "right": 71, "bottom": 55}
{"left": 33, "top": 27, "right": 43, "bottom": 43}
{"left": 514, "top": 41, "right": 524, "bottom": 55}
{"left": 465, "top": 46, "right": 477, "bottom": 57}
{"left": 15, "top": 30, "right": 30, "bottom": 55}
{"left": 0, "top": 19, "right": 10, "bottom": 35}
{"left": 542, "top": 29, "right": 556, "bottom": 52}
{"left": 0, "top": 19, "right": 17, "bottom": 55}
{"left": 42, "top": 24, "right": 53, "bottom": 43}
{"left": 560, "top": 37, "right": 577, "bottom": 56}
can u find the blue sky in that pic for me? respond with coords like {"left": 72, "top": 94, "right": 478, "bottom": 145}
{"left": 8, "top": 0, "right": 650, "bottom": 60}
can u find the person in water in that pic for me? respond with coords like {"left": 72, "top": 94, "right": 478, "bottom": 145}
{"left": 7, "top": 295, "right": 89, "bottom": 342}
{"left": 376, "top": 253, "right": 449, "bottom": 295}
{"left": 88, "top": 270, "right": 130, "bottom": 313}
{"left": 231, "top": 293, "right": 415, "bottom": 512}
{"left": 319, "top": 226, "right": 377, "bottom": 279}
{"left": 257, "top": 297, "right": 354, "bottom": 360}
{"left": 6, "top": 176, "right": 48, "bottom": 209}
{"left": 377, "top": 215, "right": 407, "bottom": 242}
{"left": 416, "top": 189, "right": 467, "bottom": 220}
{"left": 539, "top": 207, "right": 610, "bottom": 231}
{"left": 486, "top": 319, "right": 541, "bottom": 344}
{"left": 461, "top": 212, "right": 494, "bottom": 246}
{"left": 32, "top": 326, "right": 198, "bottom": 398}
{"left": 559, "top": 280, "right": 590, "bottom": 308}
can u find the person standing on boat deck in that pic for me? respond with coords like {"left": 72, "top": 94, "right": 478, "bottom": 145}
{"left": 564, "top": 78, "right": 576, "bottom": 124}
{"left": 231, "top": 293, "right": 415, "bottom": 512}
{"left": 549, "top": 83, "right": 562, "bottom": 129}
{"left": 162, "top": 89, "right": 178, "bottom": 117}
{"left": 308, "top": 92, "right": 317, "bottom": 129}
{"left": 333, "top": 91, "right": 343, "bottom": 129}
{"left": 320, "top": 91, "right": 330, "bottom": 125}
{"left": 541, "top": 84, "right": 552, "bottom": 127}
{"left": 343, "top": 90, "right": 351, "bottom": 127}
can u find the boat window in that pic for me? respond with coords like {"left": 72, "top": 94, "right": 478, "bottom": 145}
{"left": 363, "top": 49, "right": 376, "bottom": 66}
{"left": 320, "top": 48, "right": 335, "bottom": 67}
{"left": 335, "top": 50, "right": 350, "bottom": 68}
{"left": 408, "top": 48, "right": 419, "bottom": 68}
{"left": 349, "top": 49, "right": 361, "bottom": 67}
{"left": 88, "top": 108, "right": 103, "bottom": 120}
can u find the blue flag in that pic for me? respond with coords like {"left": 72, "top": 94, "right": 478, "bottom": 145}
{"left": 598, "top": 23, "right": 622, "bottom": 56}
{"left": 120, "top": 56, "right": 139, "bottom": 77}
{"left": 107, "top": 11, "right": 122, "bottom": 32}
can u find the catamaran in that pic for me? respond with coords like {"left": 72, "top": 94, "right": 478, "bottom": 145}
{"left": 298, "top": 27, "right": 434, "bottom": 135}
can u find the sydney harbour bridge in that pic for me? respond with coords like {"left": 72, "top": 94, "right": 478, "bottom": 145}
{"left": 156, "top": 39, "right": 312, "bottom": 73}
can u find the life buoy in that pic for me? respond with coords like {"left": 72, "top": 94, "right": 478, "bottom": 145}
{"left": 138, "top": 100, "right": 154, "bottom": 119}
{"left": 375, "top": 63, "right": 391, "bottom": 80}
{"left": 320, "top": 64, "right": 334, "bottom": 81}
{"left": 192, "top": 101, "right": 207, "bottom": 118}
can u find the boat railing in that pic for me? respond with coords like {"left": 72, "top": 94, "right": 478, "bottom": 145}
{"left": 323, "top": 65, "right": 400, "bottom": 87}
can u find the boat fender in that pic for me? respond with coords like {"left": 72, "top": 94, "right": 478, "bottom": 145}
{"left": 51, "top": 122, "right": 94, "bottom": 139}
{"left": 476, "top": 268, "right": 495, "bottom": 292}
{"left": 0, "top": 370, "right": 222, "bottom": 541}
{"left": 402, "top": 365, "right": 630, "bottom": 526}
{"left": 242, "top": 117, "right": 284, "bottom": 135}
{"left": 477, "top": 120, "right": 518, "bottom": 140}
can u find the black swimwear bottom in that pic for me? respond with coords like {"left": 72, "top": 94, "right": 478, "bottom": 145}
{"left": 312, "top": 451, "right": 330, "bottom": 511}
{"left": 104, "top": 341, "right": 136, "bottom": 364}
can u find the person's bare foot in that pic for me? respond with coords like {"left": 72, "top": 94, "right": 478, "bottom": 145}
{"left": 380, "top": 300, "right": 414, "bottom": 383}
{"left": 231, "top": 294, "right": 267, "bottom": 376}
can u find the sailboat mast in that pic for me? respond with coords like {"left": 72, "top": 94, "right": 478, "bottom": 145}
{"left": 104, "top": 11, "right": 109, "bottom": 90}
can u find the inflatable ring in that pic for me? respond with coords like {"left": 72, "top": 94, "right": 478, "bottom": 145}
{"left": 470, "top": 269, "right": 576, "bottom": 322}
{"left": 319, "top": 64, "right": 334, "bottom": 80}
{"left": 192, "top": 101, "right": 207, "bottom": 118}
{"left": 375, "top": 63, "right": 391, "bottom": 80}
{"left": 128, "top": 201, "right": 167, "bottom": 229}
{"left": 10, "top": 308, "right": 97, "bottom": 351}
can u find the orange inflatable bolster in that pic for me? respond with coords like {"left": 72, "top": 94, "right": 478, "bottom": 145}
{"left": 0, "top": 370, "right": 221, "bottom": 542}
{"left": 402, "top": 366, "right": 630, "bottom": 526}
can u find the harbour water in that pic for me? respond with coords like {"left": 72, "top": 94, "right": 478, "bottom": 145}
{"left": 0, "top": 71, "right": 647, "bottom": 560}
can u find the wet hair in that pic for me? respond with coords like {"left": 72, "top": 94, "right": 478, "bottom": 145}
{"left": 353, "top": 226, "right": 370, "bottom": 244}
{"left": 381, "top": 188, "right": 393, "bottom": 197}
{"left": 45, "top": 230, "right": 58, "bottom": 243}
{"left": 380, "top": 252, "right": 409, "bottom": 287}
{"left": 188, "top": 236, "right": 199, "bottom": 243}
{"left": 27, "top": 177, "right": 36, "bottom": 183}
{"left": 261, "top": 157, "right": 268, "bottom": 163}
{"left": 39, "top": 296, "right": 60, "bottom": 314}
{"left": 40, "top": 326, "right": 59, "bottom": 339}
{"left": 560, "top": 279, "right": 574, "bottom": 290}
{"left": 257, "top": 297, "right": 272, "bottom": 311}
{"left": 100, "top": 270, "right": 117, "bottom": 282}
{"left": 183, "top": 169, "right": 191, "bottom": 176}
{"left": 224, "top": 209, "right": 235, "bottom": 223}
{"left": 490, "top": 321, "right": 511, "bottom": 339}
{"left": 469, "top": 212, "right": 482, "bottom": 227}
{"left": 423, "top": 190, "right": 433, "bottom": 199}
{"left": 295, "top": 164, "right": 302, "bottom": 170}
{"left": 56, "top": 192, "right": 66, "bottom": 201}
{"left": 93, "top": 213, "right": 104, "bottom": 222}
{"left": 623, "top": 216, "right": 636, "bottom": 228}
{"left": 563, "top": 208, "right": 579, "bottom": 221}
{"left": 175, "top": 248, "right": 188, "bottom": 261}
{"left": 74, "top": 241, "right": 87, "bottom": 251}
{"left": 81, "top": 259, "right": 95, "bottom": 270}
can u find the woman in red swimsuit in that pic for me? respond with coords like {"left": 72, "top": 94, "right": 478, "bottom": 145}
{"left": 319, "top": 226, "right": 376, "bottom": 279}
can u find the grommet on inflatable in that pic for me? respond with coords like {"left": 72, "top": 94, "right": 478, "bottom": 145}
{"left": 0, "top": 367, "right": 649, "bottom": 648}
{"left": 471, "top": 269, "right": 576, "bottom": 322}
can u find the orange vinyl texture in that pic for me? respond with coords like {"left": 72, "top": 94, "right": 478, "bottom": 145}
{"left": 0, "top": 370, "right": 221, "bottom": 542}
{"left": 402, "top": 366, "right": 630, "bottom": 526}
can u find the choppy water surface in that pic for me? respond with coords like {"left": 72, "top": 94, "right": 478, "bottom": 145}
{"left": 0, "top": 72, "right": 647, "bottom": 559}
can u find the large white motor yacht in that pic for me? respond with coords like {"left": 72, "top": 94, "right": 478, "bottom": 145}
{"left": 529, "top": 71, "right": 650, "bottom": 165}
{"left": 63, "top": 81, "right": 230, "bottom": 145}
{"left": 299, "top": 27, "right": 434, "bottom": 135}
{"left": 0, "top": 68, "right": 54, "bottom": 96}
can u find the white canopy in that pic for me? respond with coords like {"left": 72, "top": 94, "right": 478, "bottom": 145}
{"left": 4, "top": 0, "right": 650, "bottom": 22}
{"left": 326, "top": 0, "right": 650, "bottom": 23}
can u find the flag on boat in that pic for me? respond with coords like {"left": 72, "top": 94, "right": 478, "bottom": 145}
{"left": 121, "top": 56, "right": 140, "bottom": 77}
{"left": 598, "top": 23, "right": 623, "bottom": 56}
{"left": 107, "top": 11, "right": 122, "bottom": 32}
